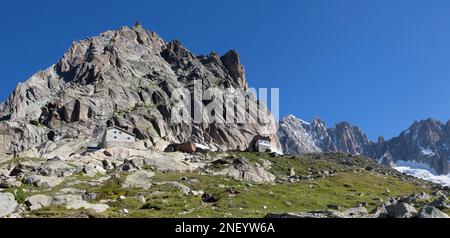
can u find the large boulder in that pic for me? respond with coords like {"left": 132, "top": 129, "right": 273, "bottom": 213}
{"left": 25, "top": 194, "right": 53, "bottom": 211}
{"left": 0, "top": 122, "right": 47, "bottom": 157}
{"left": 385, "top": 202, "right": 418, "bottom": 218}
{"left": 0, "top": 178, "right": 22, "bottom": 188}
{"left": 429, "top": 196, "right": 450, "bottom": 209}
{"left": 0, "top": 192, "right": 18, "bottom": 217}
{"left": 342, "top": 206, "right": 368, "bottom": 217}
{"left": 399, "top": 192, "right": 431, "bottom": 203}
{"left": 213, "top": 157, "right": 276, "bottom": 183}
{"left": 23, "top": 174, "right": 64, "bottom": 188}
{"left": 9, "top": 160, "right": 41, "bottom": 177}
{"left": 122, "top": 170, "right": 155, "bottom": 189}
{"left": 266, "top": 211, "right": 349, "bottom": 218}
{"left": 154, "top": 181, "right": 191, "bottom": 195}
{"left": 89, "top": 148, "right": 206, "bottom": 172}
{"left": 417, "top": 206, "right": 450, "bottom": 218}
{"left": 52, "top": 195, "right": 109, "bottom": 213}
{"left": 36, "top": 158, "right": 77, "bottom": 177}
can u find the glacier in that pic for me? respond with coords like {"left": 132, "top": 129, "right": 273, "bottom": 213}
{"left": 394, "top": 166, "right": 450, "bottom": 187}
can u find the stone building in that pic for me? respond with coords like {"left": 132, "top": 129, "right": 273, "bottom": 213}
{"left": 101, "top": 126, "right": 136, "bottom": 148}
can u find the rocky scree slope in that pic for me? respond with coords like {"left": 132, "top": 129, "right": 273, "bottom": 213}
{"left": 1, "top": 150, "right": 448, "bottom": 218}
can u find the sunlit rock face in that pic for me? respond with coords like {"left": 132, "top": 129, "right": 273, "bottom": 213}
{"left": 0, "top": 23, "right": 281, "bottom": 158}
{"left": 279, "top": 116, "right": 450, "bottom": 175}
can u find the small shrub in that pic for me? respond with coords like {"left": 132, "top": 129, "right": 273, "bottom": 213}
{"left": 15, "top": 188, "right": 27, "bottom": 204}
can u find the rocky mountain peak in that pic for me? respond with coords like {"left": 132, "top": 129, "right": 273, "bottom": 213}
{"left": 280, "top": 115, "right": 450, "bottom": 175}
{"left": 220, "top": 49, "right": 248, "bottom": 90}
{"left": 311, "top": 117, "right": 326, "bottom": 126}
{"left": 332, "top": 121, "right": 371, "bottom": 155}
{"left": 278, "top": 115, "right": 371, "bottom": 155}
{"left": 374, "top": 118, "right": 450, "bottom": 174}
{"left": 0, "top": 24, "right": 281, "bottom": 158}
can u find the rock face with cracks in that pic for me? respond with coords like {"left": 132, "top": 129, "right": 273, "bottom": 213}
{"left": 0, "top": 23, "right": 281, "bottom": 161}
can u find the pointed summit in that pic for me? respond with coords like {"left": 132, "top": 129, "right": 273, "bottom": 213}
{"left": 0, "top": 24, "right": 281, "bottom": 155}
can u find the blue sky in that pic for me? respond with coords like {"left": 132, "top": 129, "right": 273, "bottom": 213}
{"left": 1, "top": 0, "right": 450, "bottom": 140}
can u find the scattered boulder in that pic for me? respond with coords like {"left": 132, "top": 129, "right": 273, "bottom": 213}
{"left": 25, "top": 194, "right": 53, "bottom": 211}
{"left": 213, "top": 157, "right": 276, "bottom": 183}
{"left": 385, "top": 202, "right": 418, "bottom": 218}
{"left": 0, "top": 192, "right": 18, "bottom": 218}
{"left": 191, "top": 190, "right": 205, "bottom": 196}
{"left": 226, "top": 187, "right": 240, "bottom": 195}
{"left": 23, "top": 174, "right": 64, "bottom": 188}
{"left": 432, "top": 190, "right": 445, "bottom": 197}
{"left": 202, "top": 193, "right": 219, "bottom": 203}
{"left": 417, "top": 206, "right": 450, "bottom": 218}
{"left": 154, "top": 181, "right": 191, "bottom": 195}
{"left": 399, "top": 192, "right": 431, "bottom": 203}
{"left": 290, "top": 168, "right": 296, "bottom": 177}
{"left": 9, "top": 162, "right": 39, "bottom": 177}
{"left": 56, "top": 188, "right": 87, "bottom": 196}
{"left": 36, "top": 158, "right": 76, "bottom": 177}
{"left": 123, "top": 170, "right": 155, "bottom": 189}
{"left": 369, "top": 205, "right": 389, "bottom": 218}
{"left": 52, "top": 195, "right": 109, "bottom": 213}
{"left": 137, "top": 196, "right": 146, "bottom": 204}
{"left": 102, "top": 160, "right": 115, "bottom": 171}
{"left": 327, "top": 204, "right": 341, "bottom": 210}
{"left": 429, "top": 195, "right": 450, "bottom": 209}
{"left": 0, "top": 178, "right": 22, "bottom": 188}
{"left": 81, "top": 164, "right": 99, "bottom": 177}
{"left": 343, "top": 206, "right": 368, "bottom": 217}
{"left": 265, "top": 210, "right": 349, "bottom": 218}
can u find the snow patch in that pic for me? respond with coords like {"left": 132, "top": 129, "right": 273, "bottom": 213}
{"left": 394, "top": 166, "right": 450, "bottom": 187}
{"left": 285, "top": 115, "right": 310, "bottom": 125}
{"left": 420, "top": 147, "right": 436, "bottom": 157}
{"left": 395, "top": 160, "right": 436, "bottom": 173}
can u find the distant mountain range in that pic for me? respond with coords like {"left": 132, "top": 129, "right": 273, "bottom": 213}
{"left": 278, "top": 115, "right": 450, "bottom": 175}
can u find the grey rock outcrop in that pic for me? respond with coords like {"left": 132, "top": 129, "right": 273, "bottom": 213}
{"left": 277, "top": 115, "right": 322, "bottom": 154}
{"left": 0, "top": 192, "right": 18, "bottom": 217}
{"left": 36, "top": 158, "right": 76, "bottom": 177}
{"left": 122, "top": 170, "right": 155, "bottom": 189}
{"left": 213, "top": 157, "right": 276, "bottom": 183}
{"left": 23, "top": 174, "right": 64, "bottom": 188}
{"left": 0, "top": 24, "right": 281, "bottom": 159}
{"left": 371, "top": 119, "right": 450, "bottom": 175}
{"left": 0, "top": 178, "right": 22, "bottom": 188}
{"left": 278, "top": 115, "right": 372, "bottom": 155}
{"left": 267, "top": 206, "right": 368, "bottom": 218}
{"left": 417, "top": 206, "right": 450, "bottom": 218}
{"left": 429, "top": 195, "right": 450, "bottom": 209}
{"left": 384, "top": 202, "right": 418, "bottom": 218}
{"left": 52, "top": 194, "right": 109, "bottom": 213}
{"left": 25, "top": 194, "right": 53, "bottom": 211}
{"left": 154, "top": 181, "right": 191, "bottom": 195}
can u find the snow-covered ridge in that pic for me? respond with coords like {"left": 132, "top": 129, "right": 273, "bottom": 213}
{"left": 394, "top": 166, "right": 450, "bottom": 187}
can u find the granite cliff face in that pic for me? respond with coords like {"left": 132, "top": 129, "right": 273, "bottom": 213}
{"left": 278, "top": 115, "right": 372, "bottom": 155}
{"left": 372, "top": 119, "right": 450, "bottom": 175}
{"left": 278, "top": 116, "right": 450, "bottom": 175}
{"left": 0, "top": 23, "right": 281, "bottom": 159}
